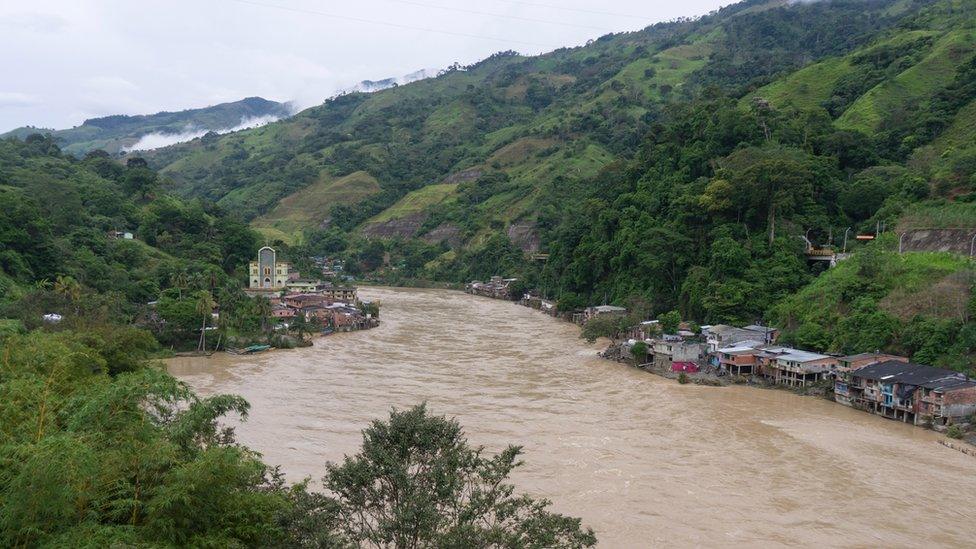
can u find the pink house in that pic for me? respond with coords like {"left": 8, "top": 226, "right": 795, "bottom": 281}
{"left": 672, "top": 361, "right": 700, "bottom": 373}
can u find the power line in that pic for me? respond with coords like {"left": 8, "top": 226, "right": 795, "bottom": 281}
{"left": 226, "top": 0, "right": 562, "bottom": 48}
{"left": 377, "top": 0, "right": 614, "bottom": 32}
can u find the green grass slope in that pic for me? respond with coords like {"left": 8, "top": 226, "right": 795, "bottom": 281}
{"left": 837, "top": 29, "right": 976, "bottom": 133}
{"left": 252, "top": 171, "right": 381, "bottom": 243}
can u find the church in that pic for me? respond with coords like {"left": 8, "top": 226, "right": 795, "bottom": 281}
{"left": 249, "top": 246, "right": 291, "bottom": 290}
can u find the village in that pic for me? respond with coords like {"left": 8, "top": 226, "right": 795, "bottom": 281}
{"left": 243, "top": 246, "right": 379, "bottom": 340}
{"left": 467, "top": 276, "right": 976, "bottom": 441}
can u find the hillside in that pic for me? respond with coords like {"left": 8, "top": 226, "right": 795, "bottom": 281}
{"left": 140, "top": 0, "right": 976, "bottom": 366}
{"left": 149, "top": 0, "right": 925, "bottom": 230}
{"left": 2, "top": 97, "right": 291, "bottom": 157}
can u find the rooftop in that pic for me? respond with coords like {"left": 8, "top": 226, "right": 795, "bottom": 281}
{"left": 853, "top": 360, "right": 975, "bottom": 390}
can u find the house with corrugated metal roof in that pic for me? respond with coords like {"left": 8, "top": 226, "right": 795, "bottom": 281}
{"left": 844, "top": 360, "right": 976, "bottom": 425}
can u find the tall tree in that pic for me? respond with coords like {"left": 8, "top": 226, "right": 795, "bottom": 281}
{"left": 323, "top": 404, "right": 596, "bottom": 548}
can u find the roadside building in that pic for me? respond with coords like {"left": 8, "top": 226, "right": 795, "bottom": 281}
{"left": 284, "top": 293, "right": 327, "bottom": 309}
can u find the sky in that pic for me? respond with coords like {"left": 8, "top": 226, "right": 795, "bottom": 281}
{"left": 0, "top": 0, "right": 732, "bottom": 132}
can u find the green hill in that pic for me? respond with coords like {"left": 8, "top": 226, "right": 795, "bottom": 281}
{"left": 139, "top": 0, "right": 976, "bottom": 368}
{"left": 2, "top": 97, "right": 290, "bottom": 157}
{"left": 149, "top": 0, "right": 924, "bottom": 230}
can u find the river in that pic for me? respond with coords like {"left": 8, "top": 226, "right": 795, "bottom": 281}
{"left": 168, "top": 287, "right": 976, "bottom": 547}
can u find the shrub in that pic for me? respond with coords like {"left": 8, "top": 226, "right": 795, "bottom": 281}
{"left": 678, "top": 372, "right": 689, "bottom": 384}
{"left": 947, "top": 424, "right": 964, "bottom": 439}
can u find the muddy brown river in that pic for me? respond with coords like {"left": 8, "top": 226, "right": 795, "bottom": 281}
{"left": 168, "top": 287, "right": 976, "bottom": 547}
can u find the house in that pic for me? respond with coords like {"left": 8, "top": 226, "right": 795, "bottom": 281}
{"left": 286, "top": 279, "right": 320, "bottom": 293}
{"left": 107, "top": 230, "right": 134, "bottom": 240}
{"left": 652, "top": 336, "right": 706, "bottom": 371}
{"left": 672, "top": 362, "right": 700, "bottom": 373}
{"left": 714, "top": 340, "right": 765, "bottom": 376}
{"left": 581, "top": 305, "right": 628, "bottom": 323}
{"left": 270, "top": 304, "right": 295, "bottom": 319}
{"left": 317, "top": 283, "right": 357, "bottom": 302}
{"left": 467, "top": 276, "right": 517, "bottom": 299}
{"left": 284, "top": 293, "right": 327, "bottom": 309}
{"left": 757, "top": 347, "right": 838, "bottom": 387}
{"left": 836, "top": 352, "right": 908, "bottom": 372}
{"left": 842, "top": 360, "right": 976, "bottom": 425}
{"left": 704, "top": 324, "right": 776, "bottom": 354}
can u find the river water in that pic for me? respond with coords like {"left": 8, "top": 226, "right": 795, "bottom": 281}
{"left": 168, "top": 287, "right": 976, "bottom": 547}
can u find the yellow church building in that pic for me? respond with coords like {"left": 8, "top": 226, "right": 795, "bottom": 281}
{"left": 249, "top": 246, "right": 291, "bottom": 290}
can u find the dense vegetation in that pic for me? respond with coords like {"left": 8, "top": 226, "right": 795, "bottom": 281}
{"left": 0, "top": 135, "right": 270, "bottom": 350}
{"left": 0, "top": 329, "right": 593, "bottom": 546}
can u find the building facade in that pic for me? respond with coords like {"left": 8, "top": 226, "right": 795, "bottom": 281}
{"left": 249, "top": 247, "right": 291, "bottom": 290}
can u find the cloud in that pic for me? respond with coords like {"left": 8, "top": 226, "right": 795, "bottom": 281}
{"left": 121, "top": 114, "right": 283, "bottom": 152}
{"left": 0, "top": 92, "right": 40, "bottom": 107}
{"left": 0, "top": 12, "right": 67, "bottom": 34}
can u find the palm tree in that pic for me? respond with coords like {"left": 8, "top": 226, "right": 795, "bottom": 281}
{"left": 170, "top": 271, "right": 189, "bottom": 300}
{"left": 53, "top": 275, "right": 82, "bottom": 315}
{"left": 53, "top": 275, "right": 81, "bottom": 302}
{"left": 254, "top": 296, "right": 273, "bottom": 333}
{"left": 195, "top": 290, "right": 216, "bottom": 352}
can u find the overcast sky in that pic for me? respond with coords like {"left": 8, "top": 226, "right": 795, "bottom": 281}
{"left": 1, "top": 0, "right": 731, "bottom": 132}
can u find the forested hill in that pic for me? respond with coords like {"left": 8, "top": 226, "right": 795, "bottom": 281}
{"left": 2, "top": 97, "right": 290, "bottom": 157}
{"left": 144, "top": 0, "right": 976, "bottom": 365}
{"left": 149, "top": 0, "right": 930, "bottom": 225}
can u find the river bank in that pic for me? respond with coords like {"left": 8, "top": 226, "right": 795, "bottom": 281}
{"left": 169, "top": 287, "right": 976, "bottom": 547}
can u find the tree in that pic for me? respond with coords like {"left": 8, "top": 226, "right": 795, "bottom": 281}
{"left": 657, "top": 310, "right": 681, "bottom": 334}
{"left": 580, "top": 314, "right": 625, "bottom": 343}
{"left": 323, "top": 404, "right": 596, "bottom": 548}
{"left": 169, "top": 271, "right": 189, "bottom": 300}
{"left": 630, "top": 340, "right": 648, "bottom": 362}
{"left": 290, "top": 313, "right": 311, "bottom": 341}
{"left": 195, "top": 290, "right": 216, "bottom": 352}
{"left": 53, "top": 275, "right": 81, "bottom": 314}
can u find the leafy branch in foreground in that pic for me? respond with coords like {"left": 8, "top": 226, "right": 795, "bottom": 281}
{"left": 319, "top": 404, "right": 596, "bottom": 548}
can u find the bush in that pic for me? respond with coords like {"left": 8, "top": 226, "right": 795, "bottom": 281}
{"left": 677, "top": 372, "right": 689, "bottom": 384}
{"left": 947, "top": 424, "right": 964, "bottom": 439}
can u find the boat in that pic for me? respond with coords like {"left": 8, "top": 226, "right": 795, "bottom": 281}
{"left": 227, "top": 344, "right": 271, "bottom": 355}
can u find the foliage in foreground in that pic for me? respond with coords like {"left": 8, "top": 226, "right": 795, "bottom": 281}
{"left": 0, "top": 330, "right": 594, "bottom": 547}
